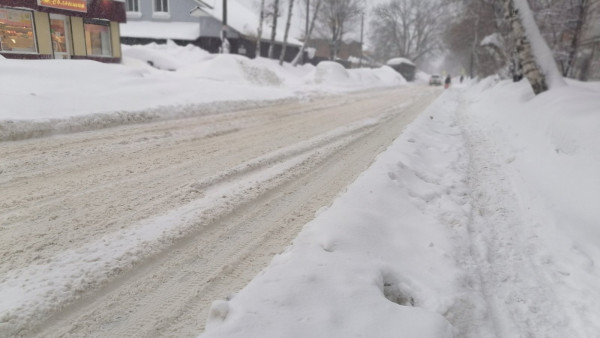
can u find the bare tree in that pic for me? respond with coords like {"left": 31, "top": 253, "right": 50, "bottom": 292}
{"left": 528, "top": 0, "right": 590, "bottom": 77}
{"left": 315, "top": 0, "right": 364, "bottom": 60}
{"left": 370, "top": 0, "right": 444, "bottom": 64}
{"left": 256, "top": 0, "right": 266, "bottom": 58}
{"left": 267, "top": 0, "right": 281, "bottom": 59}
{"left": 292, "top": 0, "right": 322, "bottom": 66}
{"left": 505, "top": 0, "right": 548, "bottom": 94}
{"left": 279, "top": 0, "right": 295, "bottom": 65}
{"left": 442, "top": 0, "right": 506, "bottom": 77}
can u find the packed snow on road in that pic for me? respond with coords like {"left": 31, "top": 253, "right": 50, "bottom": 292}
{"left": 1, "top": 42, "right": 599, "bottom": 338}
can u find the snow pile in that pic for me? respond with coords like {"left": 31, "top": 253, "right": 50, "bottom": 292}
{"left": 304, "top": 62, "right": 406, "bottom": 88}
{"left": 199, "top": 79, "right": 600, "bottom": 337}
{"left": 122, "top": 40, "right": 211, "bottom": 71}
{"left": 201, "top": 91, "right": 471, "bottom": 338}
{"left": 0, "top": 42, "right": 407, "bottom": 141}
{"left": 459, "top": 79, "right": 600, "bottom": 336}
{"left": 178, "top": 54, "right": 283, "bottom": 86}
{"left": 387, "top": 57, "right": 415, "bottom": 66}
{"left": 305, "top": 61, "right": 351, "bottom": 85}
{"left": 372, "top": 65, "right": 408, "bottom": 84}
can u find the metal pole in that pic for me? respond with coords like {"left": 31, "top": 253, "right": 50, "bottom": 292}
{"left": 306, "top": 0, "right": 309, "bottom": 36}
{"left": 223, "top": 0, "right": 227, "bottom": 26}
{"left": 359, "top": 13, "right": 364, "bottom": 68}
{"left": 221, "top": 0, "right": 228, "bottom": 53}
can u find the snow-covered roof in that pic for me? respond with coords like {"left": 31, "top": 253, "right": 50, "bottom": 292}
{"left": 386, "top": 57, "right": 415, "bottom": 66}
{"left": 120, "top": 21, "right": 200, "bottom": 41}
{"left": 480, "top": 33, "right": 503, "bottom": 48}
{"left": 197, "top": 0, "right": 302, "bottom": 46}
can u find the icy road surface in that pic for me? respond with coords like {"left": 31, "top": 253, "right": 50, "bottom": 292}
{"left": 0, "top": 86, "right": 440, "bottom": 337}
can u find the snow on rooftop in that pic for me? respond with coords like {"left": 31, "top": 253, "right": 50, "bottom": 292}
{"left": 386, "top": 58, "right": 415, "bottom": 66}
{"left": 120, "top": 21, "right": 201, "bottom": 41}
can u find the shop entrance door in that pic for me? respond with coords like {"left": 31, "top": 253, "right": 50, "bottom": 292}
{"left": 50, "top": 14, "right": 72, "bottom": 59}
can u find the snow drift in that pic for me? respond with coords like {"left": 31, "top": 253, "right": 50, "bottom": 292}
{"left": 199, "top": 79, "right": 600, "bottom": 337}
{"left": 0, "top": 42, "right": 406, "bottom": 141}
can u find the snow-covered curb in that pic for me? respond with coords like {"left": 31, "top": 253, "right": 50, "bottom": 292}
{"left": 200, "top": 89, "right": 471, "bottom": 338}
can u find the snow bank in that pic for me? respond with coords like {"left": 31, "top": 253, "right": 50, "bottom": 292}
{"left": 304, "top": 62, "right": 407, "bottom": 89}
{"left": 305, "top": 61, "right": 351, "bottom": 85}
{"left": 0, "top": 43, "right": 408, "bottom": 141}
{"left": 177, "top": 54, "right": 283, "bottom": 86}
{"left": 200, "top": 78, "right": 600, "bottom": 337}
{"left": 372, "top": 66, "right": 408, "bottom": 84}
{"left": 387, "top": 57, "right": 415, "bottom": 66}
{"left": 122, "top": 40, "right": 211, "bottom": 71}
{"left": 462, "top": 79, "right": 600, "bottom": 336}
{"left": 465, "top": 79, "right": 600, "bottom": 261}
{"left": 201, "top": 91, "right": 471, "bottom": 338}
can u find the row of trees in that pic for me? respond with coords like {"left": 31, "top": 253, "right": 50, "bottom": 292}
{"left": 252, "top": 0, "right": 593, "bottom": 94}
{"left": 253, "top": 0, "right": 365, "bottom": 65}
{"left": 368, "top": 0, "right": 594, "bottom": 94}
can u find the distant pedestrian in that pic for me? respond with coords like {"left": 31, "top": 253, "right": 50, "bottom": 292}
{"left": 460, "top": 75, "right": 464, "bottom": 83}
{"left": 444, "top": 75, "right": 451, "bottom": 89}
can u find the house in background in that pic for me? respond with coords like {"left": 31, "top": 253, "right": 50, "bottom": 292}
{"left": 572, "top": 0, "right": 600, "bottom": 81}
{"left": 120, "top": 0, "right": 301, "bottom": 62}
{"left": 306, "top": 38, "right": 367, "bottom": 68}
{"left": 0, "top": 0, "right": 125, "bottom": 62}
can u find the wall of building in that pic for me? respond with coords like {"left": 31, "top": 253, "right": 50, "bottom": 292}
{"left": 0, "top": 1, "right": 125, "bottom": 62}
{"left": 110, "top": 21, "right": 121, "bottom": 58}
{"left": 33, "top": 11, "right": 52, "bottom": 56}
{"left": 128, "top": 0, "right": 197, "bottom": 23}
{"left": 71, "top": 17, "right": 86, "bottom": 56}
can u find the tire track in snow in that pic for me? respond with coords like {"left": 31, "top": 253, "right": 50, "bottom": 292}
{"left": 0, "top": 86, "right": 440, "bottom": 337}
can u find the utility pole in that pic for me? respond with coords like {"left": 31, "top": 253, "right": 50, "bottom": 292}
{"left": 221, "top": 0, "right": 229, "bottom": 53}
{"left": 223, "top": 0, "right": 227, "bottom": 26}
{"left": 300, "top": 0, "right": 309, "bottom": 64}
{"left": 359, "top": 12, "right": 364, "bottom": 68}
{"left": 306, "top": 0, "right": 309, "bottom": 36}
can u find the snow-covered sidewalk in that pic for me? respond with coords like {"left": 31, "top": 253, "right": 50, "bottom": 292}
{"left": 200, "top": 79, "right": 600, "bottom": 338}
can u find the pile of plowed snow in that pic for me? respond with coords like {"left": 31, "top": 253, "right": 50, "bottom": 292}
{"left": 178, "top": 54, "right": 283, "bottom": 86}
{"left": 0, "top": 41, "right": 409, "bottom": 141}
{"left": 304, "top": 61, "right": 406, "bottom": 87}
{"left": 122, "top": 40, "right": 212, "bottom": 71}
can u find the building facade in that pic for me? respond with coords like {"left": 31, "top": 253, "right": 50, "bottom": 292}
{"left": 0, "top": 0, "right": 126, "bottom": 62}
{"left": 120, "top": 0, "right": 301, "bottom": 61}
{"left": 306, "top": 39, "right": 367, "bottom": 68}
{"left": 572, "top": 0, "right": 600, "bottom": 81}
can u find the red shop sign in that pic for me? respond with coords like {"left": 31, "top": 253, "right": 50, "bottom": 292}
{"left": 37, "top": 0, "right": 88, "bottom": 13}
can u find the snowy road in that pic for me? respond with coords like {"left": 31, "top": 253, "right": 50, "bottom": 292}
{"left": 0, "top": 86, "right": 440, "bottom": 337}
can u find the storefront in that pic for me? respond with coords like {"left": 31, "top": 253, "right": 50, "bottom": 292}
{"left": 0, "top": 0, "right": 125, "bottom": 62}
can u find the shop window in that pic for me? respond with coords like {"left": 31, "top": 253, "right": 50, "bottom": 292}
{"left": 153, "top": 0, "right": 170, "bottom": 19}
{"left": 50, "top": 15, "right": 72, "bottom": 57}
{"left": 126, "top": 0, "right": 142, "bottom": 19}
{"left": 0, "top": 7, "right": 37, "bottom": 54}
{"left": 84, "top": 21, "right": 112, "bottom": 57}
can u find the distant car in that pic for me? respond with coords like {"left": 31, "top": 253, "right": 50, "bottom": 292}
{"left": 429, "top": 75, "right": 442, "bottom": 86}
